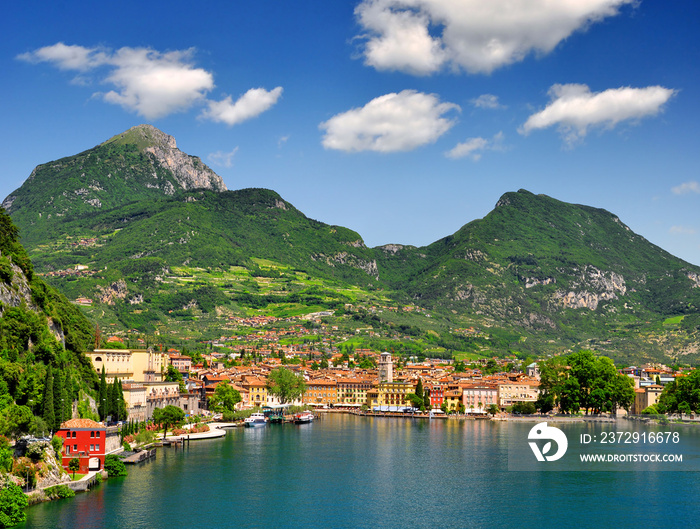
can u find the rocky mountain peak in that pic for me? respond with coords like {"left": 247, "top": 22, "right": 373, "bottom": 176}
{"left": 103, "top": 124, "right": 227, "bottom": 193}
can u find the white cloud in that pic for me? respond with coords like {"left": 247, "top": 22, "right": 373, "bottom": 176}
{"left": 102, "top": 48, "right": 214, "bottom": 119}
{"left": 354, "top": 0, "right": 635, "bottom": 75}
{"left": 19, "top": 43, "right": 214, "bottom": 119}
{"left": 201, "top": 87, "right": 283, "bottom": 126}
{"left": 471, "top": 94, "right": 504, "bottom": 110}
{"left": 208, "top": 147, "right": 239, "bottom": 168}
{"left": 319, "top": 90, "right": 459, "bottom": 153}
{"left": 519, "top": 84, "right": 676, "bottom": 145}
{"left": 445, "top": 132, "right": 504, "bottom": 160}
{"left": 18, "top": 43, "right": 283, "bottom": 123}
{"left": 672, "top": 181, "right": 700, "bottom": 195}
{"left": 670, "top": 225, "right": 697, "bottom": 236}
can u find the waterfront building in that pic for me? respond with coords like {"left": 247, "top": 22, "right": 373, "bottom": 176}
{"left": 443, "top": 387, "right": 463, "bottom": 412}
{"left": 497, "top": 380, "right": 540, "bottom": 410}
{"left": 304, "top": 378, "right": 338, "bottom": 407}
{"left": 462, "top": 383, "right": 498, "bottom": 414}
{"left": 426, "top": 381, "right": 445, "bottom": 409}
{"left": 367, "top": 381, "right": 414, "bottom": 410}
{"left": 631, "top": 384, "right": 664, "bottom": 414}
{"left": 55, "top": 418, "right": 106, "bottom": 474}
{"left": 335, "top": 377, "right": 372, "bottom": 407}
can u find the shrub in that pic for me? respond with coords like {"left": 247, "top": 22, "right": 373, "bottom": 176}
{"left": 25, "top": 442, "right": 48, "bottom": 463}
{"left": 51, "top": 435, "right": 64, "bottom": 458}
{"left": 0, "top": 480, "right": 29, "bottom": 527}
{"left": 134, "top": 430, "right": 155, "bottom": 445}
{"left": 122, "top": 441, "right": 132, "bottom": 452}
{"left": 104, "top": 455, "right": 127, "bottom": 477}
{"left": 12, "top": 459, "right": 37, "bottom": 489}
{"left": 44, "top": 484, "right": 75, "bottom": 500}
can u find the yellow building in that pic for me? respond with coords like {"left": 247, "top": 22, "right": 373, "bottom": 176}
{"left": 242, "top": 377, "right": 268, "bottom": 408}
{"left": 304, "top": 378, "right": 337, "bottom": 407}
{"left": 497, "top": 381, "right": 540, "bottom": 410}
{"left": 366, "top": 381, "right": 414, "bottom": 410}
{"left": 336, "top": 377, "right": 372, "bottom": 407}
{"left": 443, "top": 388, "right": 463, "bottom": 412}
{"left": 86, "top": 348, "right": 168, "bottom": 383}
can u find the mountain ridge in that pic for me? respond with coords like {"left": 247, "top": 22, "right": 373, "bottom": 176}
{"left": 4, "top": 125, "right": 700, "bottom": 363}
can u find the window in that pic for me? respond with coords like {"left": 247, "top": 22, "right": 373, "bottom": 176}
{"left": 90, "top": 431, "right": 95, "bottom": 438}
{"left": 73, "top": 445, "right": 78, "bottom": 451}
{"left": 66, "top": 446, "right": 70, "bottom": 454}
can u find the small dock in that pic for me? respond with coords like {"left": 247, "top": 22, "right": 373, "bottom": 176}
{"left": 122, "top": 448, "right": 157, "bottom": 464}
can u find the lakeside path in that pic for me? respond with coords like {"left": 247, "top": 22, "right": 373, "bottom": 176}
{"left": 165, "top": 422, "right": 234, "bottom": 441}
{"left": 491, "top": 415, "right": 616, "bottom": 423}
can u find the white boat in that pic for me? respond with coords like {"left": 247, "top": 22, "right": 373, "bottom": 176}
{"left": 293, "top": 411, "right": 314, "bottom": 424}
{"left": 244, "top": 412, "right": 268, "bottom": 427}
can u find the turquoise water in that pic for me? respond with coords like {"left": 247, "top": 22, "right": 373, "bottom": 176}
{"left": 22, "top": 415, "right": 700, "bottom": 528}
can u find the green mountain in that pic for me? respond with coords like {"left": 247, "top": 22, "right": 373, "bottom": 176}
{"left": 4, "top": 125, "right": 700, "bottom": 365}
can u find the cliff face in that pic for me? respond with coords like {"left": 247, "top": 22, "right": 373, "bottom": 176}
{"left": 104, "top": 124, "right": 227, "bottom": 193}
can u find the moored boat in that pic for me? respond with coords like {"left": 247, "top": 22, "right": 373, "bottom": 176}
{"left": 244, "top": 412, "right": 268, "bottom": 427}
{"left": 293, "top": 411, "right": 314, "bottom": 424}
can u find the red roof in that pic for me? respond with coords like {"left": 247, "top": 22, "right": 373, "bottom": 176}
{"left": 59, "top": 418, "right": 105, "bottom": 429}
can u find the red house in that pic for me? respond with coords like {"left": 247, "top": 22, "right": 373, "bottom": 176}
{"left": 56, "top": 418, "right": 107, "bottom": 473}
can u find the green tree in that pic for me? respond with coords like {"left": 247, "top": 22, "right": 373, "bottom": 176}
{"left": 208, "top": 382, "right": 242, "bottom": 414}
{"left": 117, "top": 380, "right": 127, "bottom": 421}
{"left": 42, "top": 366, "right": 55, "bottom": 432}
{"left": 104, "top": 454, "right": 127, "bottom": 477}
{"left": 0, "top": 437, "right": 12, "bottom": 473}
{"left": 152, "top": 405, "right": 185, "bottom": 440}
{"left": 98, "top": 366, "right": 107, "bottom": 421}
{"left": 0, "top": 404, "right": 33, "bottom": 440}
{"left": 0, "top": 480, "right": 29, "bottom": 528}
{"left": 266, "top": 367, "right": 307, "bottom": 405}
{"left": 68, "top": 458, "right": 80, "bottom": 479}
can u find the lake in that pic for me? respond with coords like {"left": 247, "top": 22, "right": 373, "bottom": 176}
{"left": 21, "top": 414, "right": 700, "bottom": 528}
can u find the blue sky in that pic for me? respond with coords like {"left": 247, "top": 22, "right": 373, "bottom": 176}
{"left": 2, "top": 1, "right": 700, "bottom": 265}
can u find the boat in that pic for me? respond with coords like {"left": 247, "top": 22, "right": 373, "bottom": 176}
{"left": 244, "top": 412, "right": 268, "bottom": 427}
{"left": 293, "top": 411, "right": 314, "bottom": 424}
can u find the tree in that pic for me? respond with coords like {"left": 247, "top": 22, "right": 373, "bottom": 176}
{"left": 152, "top": 405, "right": 185, "bottom": 440}
{"left": 42, "top": 367, "right": 55, "bottom": 432}
{"left": 208, "top": 382, "right": 242, "bottom": 413}
{"left": 0, "top": 405, "right": 33, "bottom": 440}
{"left": 68, "top": 457, "right": 80, "bottom": 479}
{"left": 0, "top": 480, "right": 29, "bottom": 528}
{"left": 98, "top": 366, "right": 107, "bottom": 421}
{"left": 266, "top": 367, "right": 307, "bottom": 405}
{"left": 104, "top": 454, "right": 127, "bottom": 477}
{"left": 117, "top": 380, "right": 127, "bottom": 421}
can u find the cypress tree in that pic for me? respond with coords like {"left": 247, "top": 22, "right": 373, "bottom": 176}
{"left": 106, "top": 381, "right": 115, "bottom": 421}
{"left": 53, "top": 367, "right": 63, "bottom": 431}
{"left": 98, "top": 366, "right": 107, "bottom": 420}
{"left": 42, "top": 367, "right": 55, "bottom": 432}
{"left": 118, "top": 379, "right": 127, "bottom": 421}
{"left": 63, "top": 371, "right": 73, "bottom": 422}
